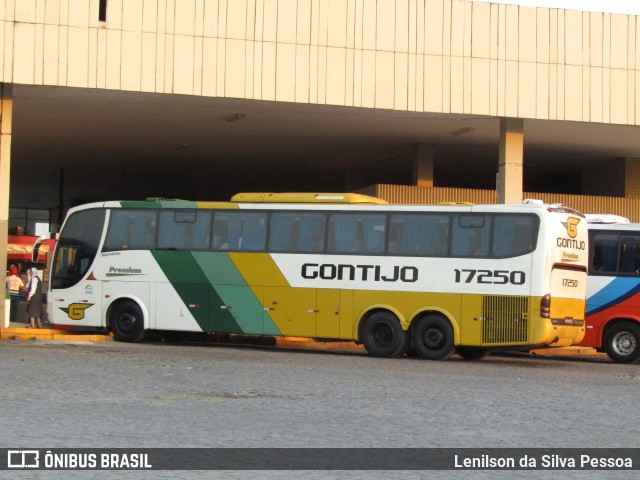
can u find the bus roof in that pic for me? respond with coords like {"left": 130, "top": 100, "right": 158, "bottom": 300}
{"left": 72, "top": 195, "right": 582, "bottom": 216}
{"left": 584, "top": 213, "right": 630, "bottom": 224}
{"left": 230, "top": 192, "right": 389, "bottom": 204}
{"left": 588, "top": 221, "right": 640, "bottom": 231}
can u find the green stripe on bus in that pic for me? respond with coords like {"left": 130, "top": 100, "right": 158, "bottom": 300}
{"left": 120, "top": 201, "right": 161, "bottom": 208}
{"left": 151, "top": 251, "right": 244, "bottom": 334}
{"left": 192, "top": 252, "right": 282, "bottom": 336}
{"left": 159, "top": 200, "right": 199, "bottom": 208}
{"left": 262, "top": 316, "right": 281, "bottom": 335}
{"left": 191, "top": 252, "right": 247, "bottom": 285}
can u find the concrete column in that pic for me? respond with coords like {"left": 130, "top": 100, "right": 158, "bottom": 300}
{"left": 497, "top": 117, "right": 524, "bottom": 204}
{"left": 0, "top": 84, "right": 13, "bottom": 326}
{"left": 412, "top": 144, "right": 434, "bottom": 187}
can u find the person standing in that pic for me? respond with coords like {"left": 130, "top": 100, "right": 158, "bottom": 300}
{"left": 26, "top": 267, "right": 43, "bottom": 328}
{"left": 5, "top": 266, "right": 26, "bottom": 323}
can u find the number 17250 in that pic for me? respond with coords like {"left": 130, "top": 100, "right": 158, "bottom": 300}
{"left": 454, "top": 269, "right": 526, "bottom": 285}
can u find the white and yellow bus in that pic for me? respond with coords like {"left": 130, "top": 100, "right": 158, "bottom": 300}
{"left": 44, "top": 193, "right": 588, "bottom": 360}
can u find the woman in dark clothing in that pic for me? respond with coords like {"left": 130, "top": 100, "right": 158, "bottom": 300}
{"left": 27, "top": 267, "right": 43, "bottom": 328}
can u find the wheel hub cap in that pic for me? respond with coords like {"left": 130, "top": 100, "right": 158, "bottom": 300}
{"left": 424, "top": 328, "right": 444, "bottom": 349}
{"left": 371, "top": 322, "right": 393, "bottom": 347}
{"left": 613, "top": 331, "right": 636, "bottom": 356}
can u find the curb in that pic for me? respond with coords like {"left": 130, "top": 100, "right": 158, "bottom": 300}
{"left": 0, "top": 327, "right": 113, "bottom": 342}
{"left": 529, "top": 346, "right": 598, "bottom": 356}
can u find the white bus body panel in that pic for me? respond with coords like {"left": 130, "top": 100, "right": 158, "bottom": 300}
{"left": 50, "top": 250, "right": 201, "bottom": 331}
{"left": 271, "top": 254, "right": 534, "bottom": 296}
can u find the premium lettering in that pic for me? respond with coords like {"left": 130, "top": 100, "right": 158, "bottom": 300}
{"left": 301, "top": 263, "right": 418, "bottom": 282}
{"left": 106, "top": 266, "right": 143, "bottom": 277}
{"left": 108, "top": 267, "right": 141, "bottom": 274}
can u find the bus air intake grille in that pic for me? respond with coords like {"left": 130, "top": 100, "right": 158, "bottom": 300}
{"left": 481, "top": 296, "right": 529, "bottom": 344}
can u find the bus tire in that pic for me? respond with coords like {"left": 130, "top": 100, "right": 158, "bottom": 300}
{"left": 361, "top": 312, "right": 407, "bottom": 358}
{"left": 412, "top": 314, "right": 454, "bottom": 360}
{"left": 456, "top": 346, "right": 490, "bottom": 360}
{"left": 111, "top": 301, "right": 146, "bottom": 343}
{"left": 604, "top": 321, "right": 640, "bottom": 364}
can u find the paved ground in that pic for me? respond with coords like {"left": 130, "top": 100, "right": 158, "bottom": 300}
{"left": 1, "top": 338, "right": 638, "bottom": 479}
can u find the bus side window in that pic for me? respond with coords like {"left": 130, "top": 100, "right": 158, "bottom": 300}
{"left": 104, "top": 210, "right": 157, "bottom": 251}
{"left": 388, "top": 214, "right": 448, "bottom": 256}
{"left": 328, "top": 214, "right": 358, "bottom": 253}
{"left": 328, "top": 214, "right": 385, "bottom": 254}
{"left": 240, "top": 214, "right": 267, "bottom": 251}
{"left": 193, "top": 213, "right": 212, "bottom": 249}
{"left": 361, "top": 216, "right": 385, "bottom": 254}
{"left": 269, "top": 213, "right": 325, "bottom": 253}
{"left": 269, "top": 214, "right": 295, "bottom": 251}
{"left": 299, "top": 215, "right": 326, "bottom": 252}
{"left": 492, "top": 215, "right": 536, "bottom": 257}
{"left": 592, "top": 234, "right": 619, "bottom": 273}
{"left": 104, "top": 211, "right": 130, "bottom": 250}
{"left": 388, "top": 217, "right": 404, "bottom": 254}
{"left": 619, "top": 235, "right": 640, "bottom": 274}
{"left": 212, "top": 214, "right": 229, "bottom": 249}
{"left": 226, "top": 214, "right": 243, "bottom": 250}
{"left": 452, "top": 215, "right": 489, "bottom": 257}
{"left": 213, "top": 212, "right": 266, "bottom": 251}
{"left": 158, "top": 210, "right": 211, "bottom": 251}
{"left": 591, "top": 244, "right": 604, "bottom": 272}
{"left": 132, "top": 213, "right": 157, "bottom": 250}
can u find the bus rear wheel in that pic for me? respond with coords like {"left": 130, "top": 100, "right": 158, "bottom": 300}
{"left": 111, "top": 301, "right": 146, "bottom": 343}
{"left": 604, "top": 322, "right": 640, "bottom": 364}
{"left": 361, "top": 312, "right": 407, "bottom": 358}
{"left": 412, "top": 314, "right": 454, "bottom": 360}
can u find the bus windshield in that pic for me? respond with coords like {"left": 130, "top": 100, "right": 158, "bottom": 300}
{"left": 51, "top": 209, "right": 105, "bottom": 289}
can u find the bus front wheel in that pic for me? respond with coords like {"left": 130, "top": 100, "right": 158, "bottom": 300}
{"left": 361, "top": 312, "right": 407, "bottom": 358}
{"left": 412, "top": 315, "right": 454, "bottom": 360}
{"left": 604, "top": 322, "right": 640, "bottom": 364}
{"left": 111, "top": 301, "right": 146, "bottom": 343}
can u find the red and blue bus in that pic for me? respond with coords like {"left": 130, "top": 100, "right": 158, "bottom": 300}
{"left": 583, "top": 214, "right": 640, "bottom": 363}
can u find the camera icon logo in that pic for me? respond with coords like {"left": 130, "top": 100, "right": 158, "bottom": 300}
{"left": 7, "top": 450, "right": 40, "bottom": 468}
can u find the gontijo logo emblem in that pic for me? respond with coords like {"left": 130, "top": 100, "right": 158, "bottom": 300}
{"left": 59, "top": 303, "right": 94, "bottom": 320}
{"left": 563, "top": 217, "right": 581, "bottom": 238}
